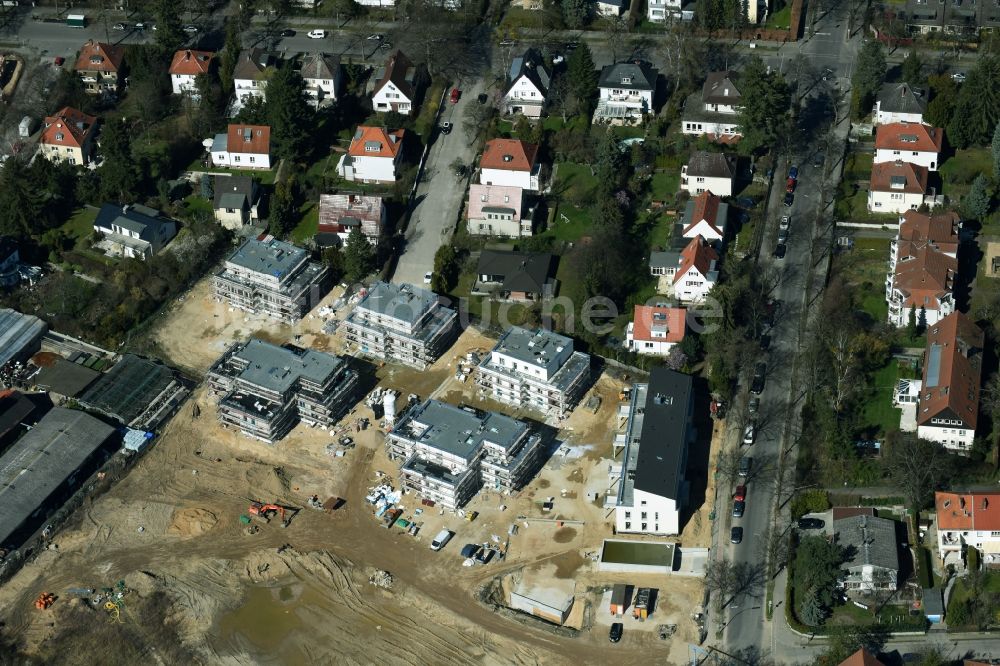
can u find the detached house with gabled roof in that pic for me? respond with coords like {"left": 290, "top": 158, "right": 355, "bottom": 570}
{"left": 466, "top": 184, "right": 536, "bottom": 238}
{"left": 626, "top": 305, "right": 687, "bottom": 356}
{"left": 212, "top": 175, "right": 261, "bottom": 230}
{"left": 935, "top": 490, "right": 1000, "bottom": 568}
{"left": 681, "top": 190, "right": 728, "bottom": 244}
{"left": 370, "top": 50, "right": 419, "bottom": 116}
{"left": 682, "top": 70, "right": 743, "bottom": 141}
{"left": 874, "top": 82, "right": 926, "bottom": 125}
{"left": 480, "top": 138, "right": 540, "bottom": 191}
{"left": 93, "top": 203, "right": 177, "bottom": 260}
{"left": 681, "top": 151, "right": 735, "bottom": 197}
{"left": 671, "top": 236, "right": 719, "bottom": 303}
{"left": 300, "top": 53, "right": 342, "bottom": 108}
{"left": 337, "top": 126, "right": 406, "bottom": 184}
{"left": 502, "top": 48, "right": 550, "bottom": 119}
{"left": 169, "top": 49, "right": 214, "bottom": 96}
{"left": 875, "top": 122, "right": 943, "bottom": 171}
{"left": 232, "top": 49, "right": 278, "bottom": 106}
{"left": 594, "top": 61, "right": 658, "bottom": 126}
{"left": 868, "top": 160, "right": 929, "bottom": 214}
{"left": 211, "top": 124, "right": 272, "bottom": 170}
{"left": 39, "top": 107, "right": 98, "bottom": 166}
{"left": 886, "top": 210, "right": 960, "bottom": 328}
{"left": 75, "top": 40, "right": 125, "bottom": 95}
{"left": 915, "top": 312, "right": 983, "bottom": 451}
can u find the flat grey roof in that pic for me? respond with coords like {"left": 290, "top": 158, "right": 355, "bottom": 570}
{"left": 834, "top": 514, "right": 900, "bottom": 573}
{"left": 357, "top": 281, "right": 438, "bottom": 323}
{"left": 394, "top": 400, "right": 528, "bottom": 462}
{"left": 78, "top": 354, "right": 179, "bottom": 427}
{"left": 649, "top": 251, "right": 680, "bottom": 269}
{"left": 227, "top": 237, "right": 309, "bottom": 279}
{"left": 0, "top": 308, "right": 47, "bottom": 368}
{"left": 33, "top": 358, "right": 100, "bottom": 398}
{"left": 0, "top": 407, "right": 116, "bottom": 545}
{"left": 493, "top": 326, "right": 573, "bottom": 368}
{"left": 230, "top": 339, "right": 347, "bottom": 393}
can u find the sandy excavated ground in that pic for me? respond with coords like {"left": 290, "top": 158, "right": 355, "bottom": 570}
{"left": 1, "top": 277, "right": 714, "bottom": 665}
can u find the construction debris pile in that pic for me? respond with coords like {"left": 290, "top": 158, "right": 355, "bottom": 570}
{"left": 368, "top": 570, "right": 393, "bottom": 589}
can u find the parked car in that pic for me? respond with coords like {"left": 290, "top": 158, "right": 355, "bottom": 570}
{"left": 182, "top": 24, "right": 199, "bottom": 33}
{"left": 423, "top": 271, "right": 433, "bottom": 284}
{"left": 380, "top": 42, "right": 392, "bottom": 50}
{"left": 734, "top": 485, "right": 747, "bottom": 502}
{"left": 367, "top": 33, "right": 384, "bottom": 40}
{"left": 732, "top": 500, "right": 745, "bottom": 518}
{"left": 731, "top": 526, "right": 744, "bottom": 544}
{"left": 812, "top": 152, "right": 825, "bottom": 168}
{"left": 609, "top": 622, "right": 623, "bottom": 643}
{"left": 778, "top": 228, "right": 789, "bottom": 244}
{"left": 134, "top": 21, "right": 146, "bottom": 30}
{"left": 742, "top": 423, "right": 755, "bottom": 445}
{"left": 477, "top": 93, "right": 488, "bottom": 104}
{"left": 279, "top": 28, "right": 296, "bottom": 37}
{"left": 430, "top": 529, "right": 453, "bottom": 551}
{"left": 112, "top": 22, "right": 128, "bottom": 30}
{"left": 797, "top": 517, "right": 825, "bottom": 530}
{"left": 952, "top": 71, "right": 967, "bottom": 83}
{"left": 307, "top": 29, "right": 327, "bottom": 38}
{"left": 788, "top": 165, "right": 798, "bottom": 180}
{"left": 750, "top": 362, "right": 766, "bottom": 395}
{"left": 774, "top": 243, "right": 787, "bottom": 259}
{"left": 440, "top": 121, "right": 452, "bottom": 134}
{"left": 785, "top": 177, "right": 796, "bottom": 193}
{"left": 783, "top": 192, "right": 794, "bottom": 207}
{"left": 779, "top": 215, "right": 790, "bottom": 230}
{"left": 450, "top": 88, "right": 461, "bottom": 103}
{"left": 738, "top": 456, "right": 752, "bottom": 477}
{"left": 748, "top": 396, "right": 759, "bottom": 416}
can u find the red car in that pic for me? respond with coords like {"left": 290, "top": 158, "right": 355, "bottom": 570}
{"left": 450, "top": 88, "right": 461, "bottom": 104}
{"left": 785, "top": 177, "right": 796, "bottom": 193}
{"left": 734, "top": 485, "right": 747, "bottom": 502}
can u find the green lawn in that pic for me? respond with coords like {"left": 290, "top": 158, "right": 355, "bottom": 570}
{"left": 290, "top": 202, "right": 319, "bottom": 245}
{"left": 643, "top": 212, "right": 675, "bottom": 250}
{"left": 612, "top": 125, "right": 645, "bottom": 140}
{"left": 544, "top": 203, "right": 592, "bottom": 242}
{"left": 182, "top": 195, "right": 214, "bottom": 218}
{"left": 554, "top": 162, "right": 600, "bottom": 204}
{"left": 827, "top": 599, "right": 924, "bottom": 630}
{"left": 764, "top": 3, "right": 793, "bottom": 29}
{"left": 61, "top": 207, "right": 98, "bottom": 245}
{"left": 941, "top": 146, "right": 992, "bottom": 198}
{"left": 542, "top": 115, "right": 590, "bottom": 134}
{"left": 946, "top": 573, "right": 1000, "bottom": 626}
{"left": 650, "top": 171, "right": 680, "bottom": 201}
{"left": 859, "top": 360, "right": 903, "bottom": 437}
{"left": 844, "top": 151, "right": 874, "bottom": 180}
{"left": 834, "top": 237, "right": 891, "bottom": 321}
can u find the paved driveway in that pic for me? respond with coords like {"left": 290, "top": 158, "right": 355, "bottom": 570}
{"left": 392, "top": 78, "right": 484, "bottom": 287}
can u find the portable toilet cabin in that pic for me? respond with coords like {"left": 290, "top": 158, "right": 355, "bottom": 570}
{"left": 610, "top": 583, "right": 629, "bottom": 617}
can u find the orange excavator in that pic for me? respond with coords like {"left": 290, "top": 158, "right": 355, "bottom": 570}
{"left": 247, "top": 501, "right": 293, "bottom": 527}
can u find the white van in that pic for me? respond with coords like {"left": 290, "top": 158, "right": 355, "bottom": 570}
{"left": 430, "top": 529, "right": 453, "bottom": 551}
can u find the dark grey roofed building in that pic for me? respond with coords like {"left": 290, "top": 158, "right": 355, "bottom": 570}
{"left": 508, "top": 49, "right": 550, "bottom": 95}
{"left": 0, "top": 407, "right": 117, "bottom": 547}
{"left": 0, "top": 308, "right": 47, "bottom": 369}
{"left": 475, "top": 250, "right": 556, "bottom": 300}
{"left": 684, "top": 151, "right": 735, "bottom": 179}
{"left": 342, "top": 282, "right": 459, "bottom": 369}
{"left": 386, "top": 399, "right": 544, "bottom": 509}
{"left": 78, "top": 354, "right": 189, "bottom": 431}
{"left": 874, "top": 82, "right": 926, "bottom": 123}
{"left": 93, "top": 203, "right": 178, "bottom": 259}
{"left": 598, "top": 61, "right": 657, "bottom": 91}
{"left": 613, "top": 368, "right": 695, "bottom": 535}
{"left": 834, "top": 514, "right": 901, "bottom": 591}
{"left": 32, "top": 358, "right": 100, "bottom": 398}
{"left": 649, "top": 250, "right": 681, "bottom": 276}
{"left": 701, "top": 70, "right": 742, "bottom": 107}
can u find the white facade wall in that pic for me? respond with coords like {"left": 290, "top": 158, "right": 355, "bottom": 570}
{"left": 680, "top": 170, "right": 732, "bottom": 197}
{"left": 874, "top": 103, "right": 924, "bottom": 126}
{"left": 682, "top": 220, "right": 724, "bottom": 243}
{"left": 171, "top": 73, "right": 198, "bottom": 95}
{"left": 599, "top": 86, "right": 653, "bottom": 114}
{"left": 233, "top": 77, "right": 266, "bottom": 102}
{"left": 338, "top": 155, "right": 398, "bottom": 183}
{"left": 673, "top": 266, "right": 714, "bottom": 303}
{"left": 874, "top": 148, "right": 939, "bottom": 171}
{"left": 480, "top": 167, "right": 535, "bottom": 191}
{"left": 372, "top": 82, "right": 413, "bottom": 115}
{"left": 614, "top": 488, "right": 679, "bottom": 535}
{"left": 503, "top": 77, "right": 545, "bottom": 118}
{"left": 211, "top": 150, "right": 272, "bottom": 170}
{"left": 918, "top": 423, "right": 974, "bottom": 451}
{"left": 868, "top": 189, "right": 924, "bottom": 214}
{"left": 625, "top": 324, "right": 678, "bottom": 356}
{"left": 887, "top": 292, "right": 953, "bottom": 328}
{"left": 681, "top": 119, "right": 741, "bottom": 137}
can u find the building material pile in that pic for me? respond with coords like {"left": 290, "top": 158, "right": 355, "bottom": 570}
{"left": 368, "top": 570, "right": 393, "bottom": 589}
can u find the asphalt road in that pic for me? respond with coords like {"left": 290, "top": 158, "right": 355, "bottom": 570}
{"left": 713, "top": 0, "right": 858, "bottom": 659}
{"left": 391, "top": 78, "right": 485, "bottom": 287}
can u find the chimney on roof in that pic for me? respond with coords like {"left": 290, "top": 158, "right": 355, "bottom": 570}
{"left": 985, "top": 498, "right": 990, "bottom": 510}
{"left": 960, "top": 496, "right": 966, "bottom": 509}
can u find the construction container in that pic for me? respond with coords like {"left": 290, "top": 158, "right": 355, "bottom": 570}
{"left": 633, "top": 587, "right": 651, "bottom": 621}
{"left": 610, "top": 583, "right": 629, "bottom": 617}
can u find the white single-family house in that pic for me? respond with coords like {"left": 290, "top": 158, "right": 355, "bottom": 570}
{"left": 868, "top": 160, "right": 928, "bottom": 214}
{"left": 502, "top": 49, "right": 550, "bottom": 119}
{"left": 169, "top": 49, "right": 214, "bottom": 96}
{"left": 593, "top": 61, "right": 658, "bottom": 126}
{"left": 681, "top": 151, "right": 735, "bottom": 197}
{"left": 875, "top": 122, "right": 943, "bottom": 171}
{"left": 886, "top": 210, "right": 960, "bottom": 328}
{"left": 936, "top": 491, "right": 1000, "bottom": 568}
{"left": 480, "top": 138, "right": 540, "bottom": 191}
{"left": 211, "top": 124, "right": 272, "bottom": 170}
{"left": 681, "top": 190, "right": 728, "bottom": 244}
{"left": 370, "top": 50, "right": 419, "bottom": 116}
{"left": 682, "top": 70, "right": 742, "bottom": 141}
{"left": 301, "top": 53, "right": 342, "bottom": 108}
{"left": 874, "top": 82, "right": 926, "bottom": 125}
{"left": 336, "top": 126, "right": 406, "bottom": 184}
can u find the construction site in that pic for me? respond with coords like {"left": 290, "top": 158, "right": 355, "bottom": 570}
{"left": 0, "top": 277, "right": 724, "bottom": 665}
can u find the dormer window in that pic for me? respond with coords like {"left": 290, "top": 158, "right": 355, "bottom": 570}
{"left": 55, "top": 132, "right": 64, "bottom": 141}
{"left": 621, "top": 76, "right": 631, "bottom": 85}
{"left": 243, "top": 129, "right": 252, "bottom": 143}
{"left": 90, "top": 56, "right": 103, "bottom": 64}
{"left": 890, "top": 176, "right": 906, "bottom": 190}
{"left": 365, "top": 141, "right": 382, "bottom": 152}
